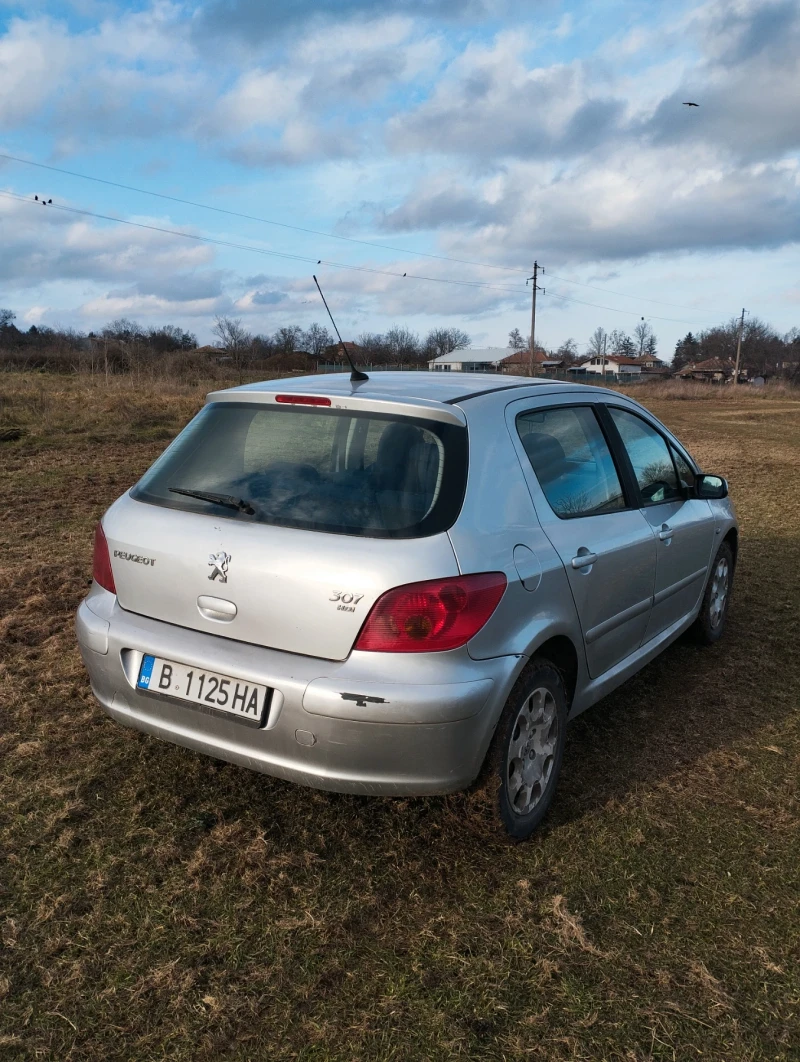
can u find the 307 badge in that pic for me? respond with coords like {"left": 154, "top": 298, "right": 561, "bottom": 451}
{"left": 330, "top": 590, "right": 364, "bottom": 613}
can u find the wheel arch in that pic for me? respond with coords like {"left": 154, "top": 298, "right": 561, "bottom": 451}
{"left": 722, "top": 526, "right": 738, "bottom": 562}
{"left": 528, "top": 633, "right": 580, "bottom": 710}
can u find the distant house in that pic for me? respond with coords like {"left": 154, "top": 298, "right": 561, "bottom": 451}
{"left": 323, "top": 341, "right": 364, "bottom": 361}
{"left": 429, "top": 348, "right": 511, "bottom": 372}
{"left": 577, "top": 355, "right": 643, "bottom": 377}
{"left": 634, "top": 354, "right": 666, "bottom": 370}
{"left": 500, "top": 349, "right": 564, "bottom": 374}
{"left": 677, "top": 357, "right": 748, "bottom": 383}
{"left": 428, "top": 348, "right": 563, "bottom": 373}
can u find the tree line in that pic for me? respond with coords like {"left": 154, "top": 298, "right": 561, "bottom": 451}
{"left": 507, "top": 316, "right": 799, "bottom": 379}
{"left": 1, "top": 305, "right": 797, "bottom": 380}
{"left": 0, "top": 308, "right": 471, "bottom": 377}
{"left": 671, "top": 317, "right": 799, "bottom": 378}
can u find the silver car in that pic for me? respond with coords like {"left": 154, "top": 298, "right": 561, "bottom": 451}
{"left": 76, "top": 372, "right": 737, "bottom": 839}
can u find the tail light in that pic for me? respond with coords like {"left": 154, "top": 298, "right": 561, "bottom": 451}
{"left": 92, "top": 523, "right": 116, "bottom": 594}
{"left": 354, "top": 572, "right": 506, "bottom": 653}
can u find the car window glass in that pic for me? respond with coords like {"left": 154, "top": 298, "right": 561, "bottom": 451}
{"left": 609, "top": 408, "right": 682, "bottom": 505}
{"left": 132, "top": 403, "right": 464, "bottom": 539}
{"left": 670, "top": 445, "right": 696, "bottom": 492}
{"left": 516, "top": 406, "right": 625, "bottom": 518}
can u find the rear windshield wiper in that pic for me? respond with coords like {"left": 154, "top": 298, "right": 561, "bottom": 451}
{"left": 168, "top": 487, "right": 257, "bottom": 515}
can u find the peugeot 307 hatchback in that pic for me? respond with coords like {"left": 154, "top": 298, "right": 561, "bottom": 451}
{"left": 77, "top": 372, "right": 737, "bottom": 839}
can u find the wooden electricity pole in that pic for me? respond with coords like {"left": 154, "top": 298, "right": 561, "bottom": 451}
{"left": 733, "top": 307, "right": 747, "bottom": 386}
{"left": 528, "top": 261, "right": 544, "bottom": 376}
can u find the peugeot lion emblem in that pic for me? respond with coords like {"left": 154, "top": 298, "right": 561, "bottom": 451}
{"left": 208, "top": 551, "right": 231, "bottom": 583}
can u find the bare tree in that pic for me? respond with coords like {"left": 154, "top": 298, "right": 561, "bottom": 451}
{"left": 634, "top": 320, "right": 655, "bottom": 356}
{"left": 424, "top": 327, "right": 471, "bottom": 359}
{"left": 356, "top": 332, "right": 389, "bottom": 364}
{"left": 302, "top": 323, "right": 333, "bottom": 359}
{"left": 609, "top": 329, "right": 636, "bottom": 357}
{"left": 555, "top": 337, "right": 579, "bottom": 364}
{"left": 273, "top": 325, "right": 304, "bottom": 354}
{"left": 212, "top": 315, "right": 252, "bottom": 384}
{"left": 587, "top": 327, "right": 607, "bottom": 359}
{"left": 0, "top": 308, "right": 16, "bottom": 329}
{"left": 508, "top": 327, "right": 526, "bottom": 350}
{"left": 385, "top": 325, "right": 421, "bottom": 367}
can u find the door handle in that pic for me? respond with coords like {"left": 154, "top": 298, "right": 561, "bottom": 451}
{"left": 658, "top": 524, "right": 673, "bottom": 541}
{"left": 571, "top": 551, "right": 598, "bottom": 570}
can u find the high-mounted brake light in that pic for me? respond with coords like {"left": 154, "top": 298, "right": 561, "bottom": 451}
{"left": 354, "top": 573, "right": 507, "bottom": 653}
{"left": 275, "top": 394, "right": 331, "bottom": 406}
{"left": 92, "top": 523, "right": 116, "bottom": 594}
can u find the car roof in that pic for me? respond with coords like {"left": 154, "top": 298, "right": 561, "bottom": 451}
{"left": 220, "top": 370, "right": 619, "bottom": 406}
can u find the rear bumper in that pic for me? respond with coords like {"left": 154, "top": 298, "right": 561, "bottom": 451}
{"left": 76, "top": 587, "right": 521, "bottom": 796}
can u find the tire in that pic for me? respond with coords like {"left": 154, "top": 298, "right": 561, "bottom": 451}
{"left": 692, "top": 540, "right": 735, "bottom": 645}
{"left": 472, "top": 660, "right": 568, "bottom": 841}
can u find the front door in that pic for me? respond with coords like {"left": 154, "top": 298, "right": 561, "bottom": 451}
{"left": 510, "top": 402, "right": 657, "bottom": 679}
{"left": 606, "top": 407, "right": 717, "bottom": 641}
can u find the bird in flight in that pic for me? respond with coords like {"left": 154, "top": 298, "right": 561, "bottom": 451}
{"left": 682, "top": 101, "right": 699, "bottom": 107}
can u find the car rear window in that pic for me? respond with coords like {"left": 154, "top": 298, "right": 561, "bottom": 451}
{"left": 131, "top": 401, "right": 468, "bottom": 539}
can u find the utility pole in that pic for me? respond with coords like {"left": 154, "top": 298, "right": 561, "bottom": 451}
{"left": 528, "top": 261, "right": 544, "bottom": 376}
{"left": 601, "top": 332, "right": 607, "bottom": 379}
{"left": 733, "top": 307, "right": 747, "bottom": 386}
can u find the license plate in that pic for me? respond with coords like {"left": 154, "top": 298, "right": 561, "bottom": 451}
{"left": 137, "top": 655, "right": 268, "bottom": 722}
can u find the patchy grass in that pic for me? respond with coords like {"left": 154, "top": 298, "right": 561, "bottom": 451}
{"left": 1, "top": 372, "right": 799, "bottom": 1062}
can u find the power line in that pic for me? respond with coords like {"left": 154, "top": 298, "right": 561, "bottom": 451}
{"left": 0, "top": 190, "right": 529, "bottom": 295}
{"left": 0, "top": 150, "right": 532, "bottom": 277}
{"left": 0, "top": 188, "right": 723, "bottom": 326}
{"left": 0, "top": 150, "right": 735, "bottom": 316}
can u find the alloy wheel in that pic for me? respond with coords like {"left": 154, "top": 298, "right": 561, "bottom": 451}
{"left": 709, "top": 557, "right": 729, "bottom": 629}
{"left": 506, "top": 686, "right": 559, "bottom": 816}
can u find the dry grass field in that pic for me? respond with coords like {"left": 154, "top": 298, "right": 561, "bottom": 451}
{"left": 1, "top": 372, "right": 799, "bottom": 1061}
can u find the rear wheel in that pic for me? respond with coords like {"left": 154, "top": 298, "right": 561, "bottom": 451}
{"left": 692, "top": 541, "right": 734, "bottom": 645}
{"left": 473, "top": 661, "right": 568, "bottom": 841}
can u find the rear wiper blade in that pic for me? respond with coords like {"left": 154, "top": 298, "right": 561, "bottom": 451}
{"left": 168, "top": 487, "right": 257, "bottom": 515}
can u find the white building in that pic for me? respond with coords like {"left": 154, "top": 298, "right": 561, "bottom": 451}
{"left": 428, "top": 348, "right": 511, "bottom": 372}
{"left": 576, "top": 356, "right": 642, "bottom": 377}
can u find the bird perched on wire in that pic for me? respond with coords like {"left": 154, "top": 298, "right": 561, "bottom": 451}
{"left": 682, "top": 101, "right": 699, "bottom": 107}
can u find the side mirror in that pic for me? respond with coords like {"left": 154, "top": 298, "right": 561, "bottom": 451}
{"left": 696, "top": 473, "right": 728, "bottom": 500}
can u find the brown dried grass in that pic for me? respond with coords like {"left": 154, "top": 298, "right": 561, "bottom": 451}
{"left": 1, "top": 373, "right": 799, "bottom": 1061}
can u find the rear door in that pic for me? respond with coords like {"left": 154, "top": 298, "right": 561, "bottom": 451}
{"left": 604, "top": 406, "right": 717, "bottom": 641}
{"left": 507, "top": 398, "right": 657, "bottom": 679}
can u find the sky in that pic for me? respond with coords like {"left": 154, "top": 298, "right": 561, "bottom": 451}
{"left": 1, "top": 0, "right": 799, "bottom": 355}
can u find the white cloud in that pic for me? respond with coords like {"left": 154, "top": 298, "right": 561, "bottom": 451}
{"left": 0, "top": 18, "right": 73, "bottom": 126}
{"left": 0, "top": 192, "right": 214, "bottom": 287}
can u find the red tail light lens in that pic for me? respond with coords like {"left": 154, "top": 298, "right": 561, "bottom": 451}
{"left": 275, "top": 394, "right": 331, "bottom": 406}
{"left": 354, "top": 573, "right": 507, "bottom": 653}
{"left": 92, "top": 523, "right": 116, "bottom": 594}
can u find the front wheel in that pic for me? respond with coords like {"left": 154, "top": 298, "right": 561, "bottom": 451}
{"left": 692, "top": 541, "right": 735, "bottom": 645}
{"left": 476, "top": 661, "right": 568, "bottom": 841}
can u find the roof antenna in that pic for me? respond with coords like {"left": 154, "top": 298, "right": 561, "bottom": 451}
{"left": 313, "top": 275, "right": 368, "bottom": 382}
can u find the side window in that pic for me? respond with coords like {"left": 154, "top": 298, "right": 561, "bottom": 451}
{"left": 608, "top": 408, "right": 682, "bottom": 505}
{"left": 670, "top": 445, "right": 696, "bottom": 493}
{"left": 516, "top": 406, "right": 625, "bottom": 519}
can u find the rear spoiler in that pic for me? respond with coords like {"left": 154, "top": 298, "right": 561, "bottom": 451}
{"left": 204, "top": 389, "right": 467, "bottom": 427}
